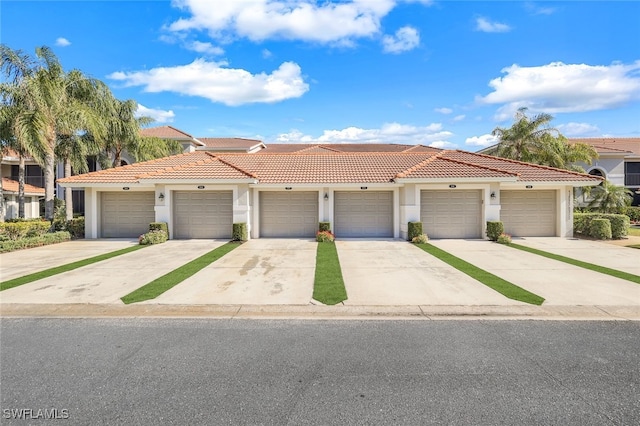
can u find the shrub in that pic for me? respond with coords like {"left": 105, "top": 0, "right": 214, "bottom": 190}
{"left": 608, "top": 214, "right": 630, "bottom": 239}
{"left": 574, "top": 213, "right": 629, "bottom": 239}
{"left": 232, "top": 222, "right": 248, "bottom": 241}
{"left": 139, "top": 229, "right": 168, "bottom": 245}
{"left": 408, "top": 222, "right": 423, "bottom": 241}
{"left": 0, "top": 231, "right": 71, "bottom": 253}
{"left": 0, "top": 220, "right": 50, "bottom": 240}
{"left": 497, "top": 233, "right": 512, "bottom": 244}
{"left": 319, "top": 221, "right": 331, "bottom": 232}
{"left": 411, "top": 233, "right": 429, "bottom": 244}
{"left": 66, "top": 217, "right": 85, "bottom": 239}
{"left": 149, "top": 222, "right": 169, "bottom": 238}
{"left": 316, "top": 230, "right": 335, "bottom": 242}
{"left": 588, "top": 218, "right": 612, "bottom": 240}
{"left": 623, "top": 206, "right": 640, "bottom": 223}
{"left": 486, "top": 221, "right": 504, "bottom": 241}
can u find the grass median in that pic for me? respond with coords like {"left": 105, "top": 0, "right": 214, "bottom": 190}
{"left": 121, "top": 242, "right": 241, "bottom": 304}
{"left": 415, "top": 243, "right": 545, "bottom": 305}
{"left": 313, "top": 242, "right": 347, "bottom": 305}
{"left": 508, "top": 243, "right": 640, "bottom": 285}
{"left": 1, "top": 245, "right": 145, "bottom": 292}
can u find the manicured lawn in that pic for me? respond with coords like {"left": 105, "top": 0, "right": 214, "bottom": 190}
{"left": 508, "top": 243, "right": 640, "bottom": 285}
{"left": 313, "top": 242, "right": 347, "bottom": 305}
{"left": 121, "top": 242, "right": 241, "bottom": 304}
{"left": 415, "top": 243, "right": 545, "bottom": 305}
{"left": 628, "top": 245, "right": 640, "bottom": 249}
{"left": 0, "top": 245, "right": 145, "bottom": 292}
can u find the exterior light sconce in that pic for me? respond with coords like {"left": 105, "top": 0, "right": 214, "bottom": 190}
{"left": 158, "top": 193, "right": 165, "bottom": 200}
{"left": 490, "top": 191, "right": 496, "bottom": 199}
{"left": 324, "top": 193, "right": 329, "bottom": 200}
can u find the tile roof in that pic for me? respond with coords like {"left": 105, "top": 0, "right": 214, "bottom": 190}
{"left": 57, "top": 149, "right": 602, "bottom": 185}
{"left": 2, "top": 177, "right": 45, "bottom": 195}
{"left": 261, "top": 143, "right": 441, "bottom": 154}
{"left": 568, "top": 138, "right": 640, "bottom": 156}
{"left": 140, "top": 125, "right": 197, "bottom": 140}
{"left": 198, "top": 138, "right": 264, "bottom": 150}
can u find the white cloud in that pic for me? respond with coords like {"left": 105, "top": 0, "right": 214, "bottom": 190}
{"left": 453, "top": 114, "right": 466, "bottom": 122}
{"left": 475, "top": 17, "right": 511, "bottom": 33}
{"left": 55, "top": 37, "right": 71, "bottom": 47}
{"left": 262, "top": 48, "right": 273, "bottom": 59}
{"left": 382, "top": 26, "right": 420, "bottom": 53}
{"left": 274, "top": 122, "right": 452, "bottom": 145}
{"left": 435, "top": 107, "right": 452, "bottom": 114}
{"left": 169, "top": 0, "right": 397, "bottom": 45}
{"left": 429, "top": 141, "right": 457, "bottom": 149}
{"left": 557, "top": 122, "right": 600, "bottom": 136}
{"left": 136, "top": 104, "right": 176, "bottom": 123}
{"left": 465, "top": 134, "right": 498, "bottom": 147}
{"left": 524, "top": 2, "right": 557, "bottom": 15}
{"left": 479, "top": 61, "right": 640, "bottom": 119}
{"left": 108, "top": 59, "right": 309, "bottom": 106}
{"left": 186, "top": 41, "right": 224, "bottom": 55}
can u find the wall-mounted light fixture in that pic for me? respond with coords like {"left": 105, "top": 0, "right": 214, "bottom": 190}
{"left": 158, "top": 193, "right": 165, "bottom": 200}
{"left": 324, "top": 193, "right": 329, "bottom": 200}
{"left": 490, "top": 191, "right": 496, "bottom": 199}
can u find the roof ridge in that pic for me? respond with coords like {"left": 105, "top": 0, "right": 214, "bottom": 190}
{"left": 585, "top": 144, "right": 634, "bottom": 153}
{"left": 213, "top": 154, "right": 259, "bottom": 179}
{"left": 449, "top": 150, "right": 595, "bottom": 179}
{"left": 138, "top": 156, "right": 218, "bottom": 179}
{"left": 316, "top": 145, "right": 342, "bottom": 153}
{"left": 395, "top": 152, "right": 445, "bottom": 178}
{"left": 439, "top": 154, "right": 520, "bottom": 177}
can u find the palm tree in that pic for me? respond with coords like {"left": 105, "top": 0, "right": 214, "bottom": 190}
{"left": 587, "top": 180, "right": 633, "bottom": 213}
{"left": 492, "top": 107, "right": 558, "bottom": 163}
{"left": 1, "top": 44, "right": 106, "bottom": 219}
{"left": 535, "top": 134, "right": 599, "bottom": 172}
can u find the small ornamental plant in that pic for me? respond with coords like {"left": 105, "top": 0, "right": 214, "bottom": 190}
{"left": 496, "top": 233, "right": 512, "bottom": 244}
{"left": 411, "top": 234, "right": 429, "bottom": 244}
{"left": 139, "top": 229, "right": 168, "bottom": 245}
{"left": 316, "top": 230, "right": 335, "bottom": 243}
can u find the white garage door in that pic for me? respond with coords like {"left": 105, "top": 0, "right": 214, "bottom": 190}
{"left": 260, "top": 192, "right": 318, "bottom": 237}
{"left": 101, "top": 192, "right": 155, "bottom": 238}
{"left": 334, "top": 191, "right": 393, "bottom": 238}
{"left": 173, "top": 191, "right": 233, "bottom": 239}
{"left": 421, "top": 190, "right": 482, "bottom": 239}
{"left": 501, "top": 190, "right": 556, "bottom": 237}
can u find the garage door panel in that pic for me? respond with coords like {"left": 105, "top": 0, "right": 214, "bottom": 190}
{"left": 421, "top": 190, "right": 481, "bottom": 239}
{"left": 501, "top": 190, "right": 556, "bottom": 237}
{"left": 334, "top": 191, "right": 393, "bottom": 238}
{"left": 260, "top": 192, "right": 318, "bottom": 237}
{"left": 173, "top": 191, "right": 233, "bottom": 239}
{"left": 101, "top": 192, "right": 155, "bottom": 238}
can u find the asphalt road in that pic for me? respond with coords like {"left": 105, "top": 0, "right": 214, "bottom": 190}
{"left": 1, "top": 319, "right": 639, "bottom": 425}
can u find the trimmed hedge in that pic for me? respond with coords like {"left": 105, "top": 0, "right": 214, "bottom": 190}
{"left": 319, "top": 221, "right": 331, "bottom": 232}
{"left": 624, "top": 206, "right": 640, "bottom": 223}
{"left": 149, "top": 222, "right": 169, "bottom": 238}
{"left": 408, "top": 222, "right": 423, "bottom": 241}
{"left": 589, "top": 218, "right": 612, "bottom": 240}
{"left": 139, "top": 230, "right": 168, "bottom": 245}
{"left": 0, "top": 220, "right": 51, "bottom": 241}
{"left": 66, "top": 217, "right": 85, "bottom": 239}
{"left": 486, "top": 221, "right": 504, "bottom": 242}
{"left": 574, "top": 213, "right": 629, "bottom": 239}
{"left": 0, "top": 231, "right": 71, "bottom": 253}
{"left": 232, "top": 223, "right": 248, "bottom": 241}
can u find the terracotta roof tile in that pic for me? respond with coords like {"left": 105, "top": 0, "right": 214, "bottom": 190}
{"left": 198, "top": 138, "right": 264, "bottom": 150}
{"left": 140, "top": 125, "right": 196, "bottom": 140}
{"left": 2, "top": 178, "right": 45, "bottom": 195}
{"left": 568, "top": 138, "right": 640, "bottom": 156}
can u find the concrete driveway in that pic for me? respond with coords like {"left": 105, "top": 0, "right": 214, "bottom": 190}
{"left": 149, "top": 239, "right": 316, "bottom": 305}
{"left": 0, "top": 240, "right": 225, "bottom": 304}
{"left": 429, "top": 239, "right": 640, "bottom": 306}
{"left": 1, "top": 239, "right": 138, "bottom": 282}
{"left": 336, "top": 239, "right": 525, "bottom": 306}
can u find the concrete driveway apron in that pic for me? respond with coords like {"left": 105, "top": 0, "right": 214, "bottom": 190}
{"left": 1, "top": 239, "right": 138, "bottom": 282}
{"left": 336, "top": 239, "right": 524, "bottom": 306}
{"left": 0, "top": 240, "right": 224, "bottom": 304}
{"left": 429, "top": 239, "right": 640, "bottom": 306}
{"left": 148, "top": 239, "right": 316, "bottom": 305}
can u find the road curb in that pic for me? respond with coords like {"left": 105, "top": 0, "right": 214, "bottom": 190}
{"left": 1, "top": 303, "right": 639, "bottom": 320}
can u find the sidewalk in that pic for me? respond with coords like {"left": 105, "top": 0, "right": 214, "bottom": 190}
{"left": 1, "top": 303, "right": 638, "bottom": 321}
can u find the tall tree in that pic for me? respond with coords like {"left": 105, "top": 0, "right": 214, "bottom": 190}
{"left": 535, "top": 134, "right": 599, "bottom": 172}
{"left": 492, "top": 107, "right": 558, "bottom": 163}
{"left": 587, "top": 180, "right": 633, "bottom": 213}
{"left": 0, "top": 44, "right": 106, "bottom": 219}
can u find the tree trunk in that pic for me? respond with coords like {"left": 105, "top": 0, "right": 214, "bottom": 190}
{"left": 113, "top": 148, "right": 122, "bottom": 168}
{"left": 18, "top": 156, "right": 25, "bottom": 218}
{"left": 44, "top": 149, "right": 56, "bottom": 220}
{"left": 0, "top": 175, "right": 5, "bottom": 223}
{"left": 65, "top": 159, "right": 73, "bottom": 221}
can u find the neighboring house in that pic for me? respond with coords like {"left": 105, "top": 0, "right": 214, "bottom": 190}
{"left": 1, "top": 150, "right": 45, "bottom": 220}
{"left": 58, "top": 142, "right": 601, "bottom": 240}
{"left": 568, "top": 138, "right": 640, "bottom": 206}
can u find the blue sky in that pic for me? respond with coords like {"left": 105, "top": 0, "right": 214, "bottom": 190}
{"left": 2, "top": 0, "right": 639, "bottom": 150}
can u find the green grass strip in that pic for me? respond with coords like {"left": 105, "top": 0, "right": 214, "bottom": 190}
{"left": 415, "top": 243, "right": 545, "bottom": 305}
{"left": 121, "top": 242, "right": 241, "bottom": 304}
{"left": 628, "top": 244, "right": 640, "bottom": 250}
{"left": 0, "top": 245, "right": 145, "bottom": 292}
{"left": 509, "top": 243, "right": 640, "bottom": 285}
{"left": 313, "top": 242, "right": 347, "bottom": 305}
